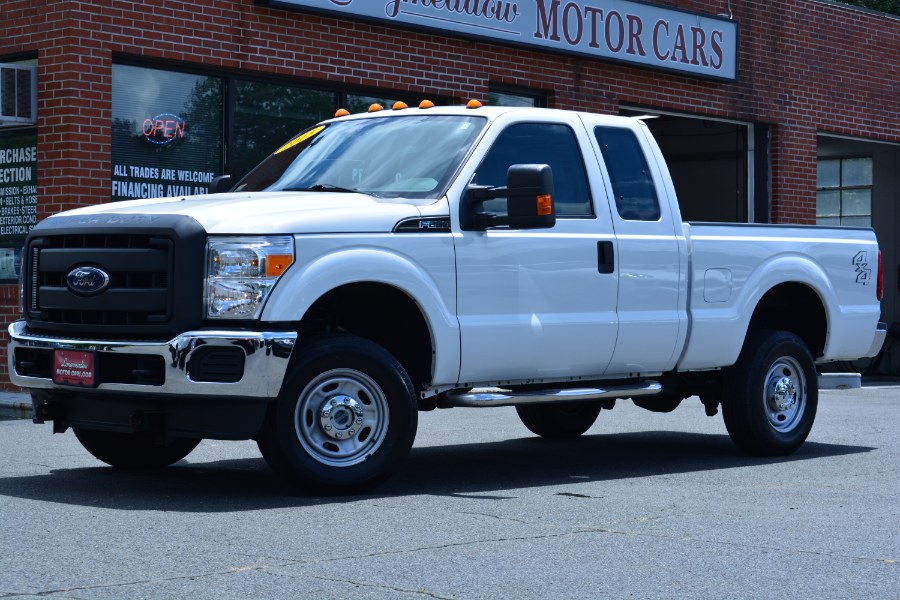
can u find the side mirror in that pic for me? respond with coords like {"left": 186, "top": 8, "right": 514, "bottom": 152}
{"left": 463, "top": 164, "right": 555, "bottom": 230}
{"left": 208, "top": 174, "right": 233, "bottom": 194}
{"left": 505, "top": 164, "right": 555, "bottom": 229}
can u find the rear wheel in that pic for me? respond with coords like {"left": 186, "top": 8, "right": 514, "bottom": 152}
{"left": 723, "top": 330, "right": 818, "bottom": 455}
{"left": 257, "top": 335, "right": 417, "bottom": 494}
{"left": 515, "top": 402, "right": 602, "bottom": 439}
{"left": 73, "top": 429, "right": 200, "bottom": 468}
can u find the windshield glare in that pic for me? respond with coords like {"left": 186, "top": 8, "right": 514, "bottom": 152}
{"left": 233, "top": 115, "right": 487, "bottom": 200}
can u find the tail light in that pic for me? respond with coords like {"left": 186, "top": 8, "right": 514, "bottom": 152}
{"left": 877, "top": 250, "right": 883, "bottom": 301}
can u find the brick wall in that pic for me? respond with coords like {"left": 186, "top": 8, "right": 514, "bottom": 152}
{"left": 0, "top": 0, "right": 898, "bottom": 388}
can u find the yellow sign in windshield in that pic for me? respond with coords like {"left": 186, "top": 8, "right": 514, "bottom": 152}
{"left": 274, "top": 125, "right": 326, "bottom": 155}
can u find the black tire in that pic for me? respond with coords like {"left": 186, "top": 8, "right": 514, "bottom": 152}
{"left": 723, "top": 330, "right": 818, "bottom": 456}
{"left": 73, "top": 429, "right": 200, "bottom": 469}
{"left": 257, "top": 335, "right": 418, "bottom": 494}
{"left": 515, "top": 402, "right": 602, "bottom": 439}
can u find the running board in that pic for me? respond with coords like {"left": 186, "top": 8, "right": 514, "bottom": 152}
{"left": 439, "top": 381, "right": 662, "bottom": 408}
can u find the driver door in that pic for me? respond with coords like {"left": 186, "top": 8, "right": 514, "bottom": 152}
{"left": 454, "top": 116, "right": 619, "bottom": 385}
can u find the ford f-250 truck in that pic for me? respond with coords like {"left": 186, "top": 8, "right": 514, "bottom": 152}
{"left": 8, "top": 103, "right": 886, "bottom": 493}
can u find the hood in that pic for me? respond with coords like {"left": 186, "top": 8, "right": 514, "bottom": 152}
{"left": 49, "top": 191, "right": 423, "bottom": 234}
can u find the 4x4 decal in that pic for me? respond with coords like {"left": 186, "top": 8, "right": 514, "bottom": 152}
{"left": 853, "top": 251, "right": 872, "bottom": 285}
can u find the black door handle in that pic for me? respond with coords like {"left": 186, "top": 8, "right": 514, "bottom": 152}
{"left": 598, "top": 241, "right": 614, "bottom": 274}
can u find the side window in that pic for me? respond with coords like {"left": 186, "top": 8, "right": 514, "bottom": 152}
{"left": 594, "top": 126, "right": 661, "bottom": 221}
{"left": 473, "top": 123, "right": 592, "bottom": 217}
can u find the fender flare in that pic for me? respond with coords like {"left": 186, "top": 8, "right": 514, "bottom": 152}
{"left": 262, "top": 247, "right": 460, "bottom": 386}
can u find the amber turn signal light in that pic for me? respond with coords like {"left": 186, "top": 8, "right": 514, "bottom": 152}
{"left": 265, "top": 254, "right": 294, "bottom": 277}
{"left": 537, "top": 195, "right": 553, "bottom": 216}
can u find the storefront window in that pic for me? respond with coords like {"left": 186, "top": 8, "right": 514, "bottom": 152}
{"left": 488, "top": 87, "right": 546, "bottom": 107}
{"left": 0, "top": 130, "right": 36, "bottom": 281}
{"left": 344, "top": 93, "right": 413, "bottom": 114}
{"left": 232, "top": 81, "right": 335, "bottom": 182}
{"left": 111, "top": 64, "right": 224, "bottom": 201}
{"left": 816, "top": 157, "right": 873, "bottom": 227}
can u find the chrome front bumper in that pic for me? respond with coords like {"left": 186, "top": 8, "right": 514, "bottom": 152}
{"left": 7, "top": 321, "right": 296, "bottom": 399}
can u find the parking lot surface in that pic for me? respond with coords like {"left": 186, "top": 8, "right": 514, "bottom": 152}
{"left": 0, "top": 387, "right": 897, "bottom": 599}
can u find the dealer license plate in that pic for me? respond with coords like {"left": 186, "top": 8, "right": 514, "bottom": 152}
{"left": 52, "top": 349, "right": 97, "bottom": 387}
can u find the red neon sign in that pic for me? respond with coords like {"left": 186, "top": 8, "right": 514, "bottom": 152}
{"left": 142, "top": 113, "right": 186, "bottom": 146}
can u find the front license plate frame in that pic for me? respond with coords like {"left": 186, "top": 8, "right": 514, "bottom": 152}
{"left": 52, "top": 349, "right": 97, "bottom": 387}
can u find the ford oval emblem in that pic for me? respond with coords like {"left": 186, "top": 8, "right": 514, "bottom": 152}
{"left": 66, "top": 266, "right": 110, "bottom": 296}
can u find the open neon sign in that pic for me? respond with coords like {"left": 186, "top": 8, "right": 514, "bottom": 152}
{"left": 142, "top": 113, "right": 186, "bottom": 146}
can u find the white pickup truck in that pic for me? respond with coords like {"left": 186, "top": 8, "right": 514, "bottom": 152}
{"left": 8, "top": 104, "right": 885, "bottom": 493}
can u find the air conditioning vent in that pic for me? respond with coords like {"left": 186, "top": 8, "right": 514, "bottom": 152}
{"left": 0, "top": 64, "right": 37, "bottom": 126}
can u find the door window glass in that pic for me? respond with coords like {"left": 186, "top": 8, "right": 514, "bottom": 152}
{"left": 594, "top": 126, "right": 661, "bottom": 221}
{"left": 473, "top": 123, "right": 592, "bottom": 217}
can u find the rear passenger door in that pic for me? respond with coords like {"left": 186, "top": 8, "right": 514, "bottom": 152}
{"left": 586, "top": 119, "right": 687, "bottom": 375}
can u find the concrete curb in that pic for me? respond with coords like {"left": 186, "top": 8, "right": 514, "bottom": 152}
{"left": 818, "top": 373, "right": 862, "bottom": 390}
{"left": 0, "top": 392, "right": 31, "bottom": 419}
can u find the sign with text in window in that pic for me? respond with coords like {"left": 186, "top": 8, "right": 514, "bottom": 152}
{"left": 262, "top": 0, "right": 737, "bottom": 80}
{"left": 111, "top": 64, "right": 223, "bottom": 201}
{"left": 0, "top": 132, "right": 37, "bottom": 280}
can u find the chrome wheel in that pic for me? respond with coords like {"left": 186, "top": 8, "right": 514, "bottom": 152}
{"left": 294, "top": 368, "right": 390, "bottom": 467}
{"left": 763, "top": 356, "right": 806, "bottom": 433}
{"left": 723, "top": 330, "right": 818, "bottom": 456}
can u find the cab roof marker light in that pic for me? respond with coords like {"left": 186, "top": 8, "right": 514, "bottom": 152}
{"left": 334, "top": 108, "right": 350, "bottom": 117}
{"left": 392, "top": 101, "right": 408, "bottom": 110}
{"left": 466, "top": 99, "right": 483, "bottom": 109}
{"left": 419, "top": 99, "right": 435, "bottom": 109}
{"left": 368, "top": 103, "right": 384, "bottom": 112}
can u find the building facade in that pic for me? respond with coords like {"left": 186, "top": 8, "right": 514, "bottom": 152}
{"left": 1, "top": 0, "right": 898, "bottom": 386}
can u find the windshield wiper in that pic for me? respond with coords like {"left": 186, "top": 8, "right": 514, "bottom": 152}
{"left": 283, "top": 183, "right": 359, "bottom": 193}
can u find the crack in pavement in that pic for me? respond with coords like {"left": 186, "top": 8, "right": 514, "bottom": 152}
{"left": 6, "top": 526, "right": 892, "bottom": 598}
{"left": 310, "top": 575, "right": 458, "bottom": 599}
{"left": 575, "top": 527, "right": 898, "bottom": 565}
{"left": 456, "top": 510, "right": 529, "bottom": 524}
{"left": 0, "top": 559, "right": 289, "bottom": 598}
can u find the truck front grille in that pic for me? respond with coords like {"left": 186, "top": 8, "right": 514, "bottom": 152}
{"left": 31, "top": 234, "right": 172, "bottom": 327}
{"left": 22, "top": 215, "right": 206, "bottom": 338}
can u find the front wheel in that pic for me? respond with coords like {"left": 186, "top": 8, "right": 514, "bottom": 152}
{"left": 73, "top": 429, "right": 200, "bottom": 468}
{"left": 516, "top": 402, "right": 602, "bottom": 439}
{"left": 257, "top": 335, "right": 417, "bottom": 494}
{"left": 723, "top": 330, "right": 818, "bottom": 455}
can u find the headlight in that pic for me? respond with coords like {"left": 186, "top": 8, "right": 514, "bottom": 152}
{"left": 205, "top": 236, "right": 294, "bottom": 319}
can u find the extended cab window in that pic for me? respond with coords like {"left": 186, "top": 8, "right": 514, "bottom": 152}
{"left": 473, "top": 123, "right": 593, "bottom": 217}
{"left": 594, "top": 126, "right": 661, "bottom": 221}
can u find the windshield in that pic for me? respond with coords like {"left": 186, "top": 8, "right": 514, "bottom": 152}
{"left": 232, "top": 115, "right": 487, "bottom": 200}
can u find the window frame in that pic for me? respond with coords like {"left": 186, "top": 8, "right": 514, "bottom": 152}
{"left": 815, "top": 155, "right": 873, "bottom": 228}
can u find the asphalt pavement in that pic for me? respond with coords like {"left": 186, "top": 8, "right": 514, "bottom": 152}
{"left": 0, "top": 384, "right": 897, "bottom": 599}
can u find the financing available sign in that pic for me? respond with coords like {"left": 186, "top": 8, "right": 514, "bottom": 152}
{"left": 263, "top": 0, "right": 738, "bottom": 81}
